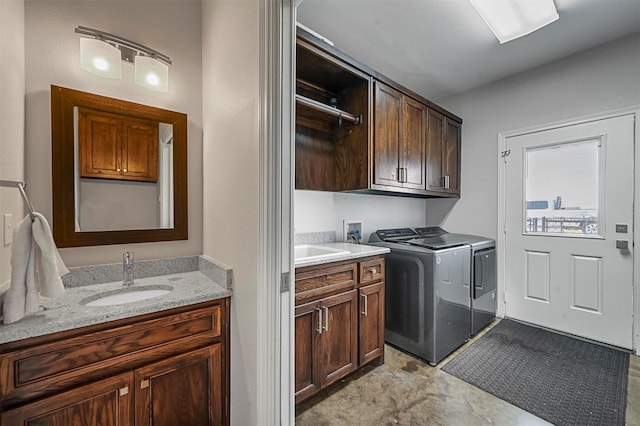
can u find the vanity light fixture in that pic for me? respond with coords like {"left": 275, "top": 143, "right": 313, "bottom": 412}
{"left": 468, "top": 0, "right": 559, "bottom": 44}
{"left": 75, "top": 26, "right": 172, "bottom": 92}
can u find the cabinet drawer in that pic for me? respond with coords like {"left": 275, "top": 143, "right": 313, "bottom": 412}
{"left": 1, "top": 303, "right": 223, "bottom": 405}
{"left": 295, "top": 262, "right": 357, "bottom": 305}
{"left": 359, "top": 257, "right": 385, "bottom": 285}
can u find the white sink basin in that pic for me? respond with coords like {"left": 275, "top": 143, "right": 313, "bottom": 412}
{"left": 83, "top": 286, "right": 173, "bottom": 307}
{"left": 294, "top": 244, "right": 349, "bottom": 262}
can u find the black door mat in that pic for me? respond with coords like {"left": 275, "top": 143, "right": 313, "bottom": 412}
{"left": 442, "top": 319, "right": 629, "bottom": 426}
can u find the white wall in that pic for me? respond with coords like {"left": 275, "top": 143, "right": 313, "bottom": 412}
{"left": 295, "top": 190, "right": 429, "bottom": 241}
{"left": 0, "top": 0, "right": 26, "bottom": 288}
{"left": 24, "top": 0, "right": 203, "bottom": 267}
{"left": 202, "top": 1, "right": 260, "bottom": 424}
{"left": 428, "top": 34, "right": 640, "bottom": 239}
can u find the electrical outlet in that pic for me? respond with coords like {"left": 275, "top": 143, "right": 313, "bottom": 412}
{"left": 4, "top": 214, "right": 13, "bottom": 246}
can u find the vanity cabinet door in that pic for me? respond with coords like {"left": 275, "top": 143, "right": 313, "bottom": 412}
{"left": 320, "top": 289, "right": 358, "bottom": 388}
{"left": 134, "top": 344, "right": 223, "bottom": 426}
{"left": 294, "top": 300, "right": 322, "bottom": 404}
{"left": 359, "top": 282, "right": 385, "bottom": 366}
{"left": 1, "top": 372, "right": 133, "bottom": 426}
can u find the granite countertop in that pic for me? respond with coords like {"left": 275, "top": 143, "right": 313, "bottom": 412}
{"left": 294, "top": 242, "right": 390, "bottom": 268}
{"left": 0, "top": 256, "right": 232, "bottom": 345}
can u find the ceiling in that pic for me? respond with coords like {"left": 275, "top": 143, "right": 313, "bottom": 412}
{"left": 297, "top": 0, "right": 640, "bottom": 101}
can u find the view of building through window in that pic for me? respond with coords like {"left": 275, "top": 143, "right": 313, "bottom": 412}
{"left": 525, "top": 139, "right": 600, "bottom": 235}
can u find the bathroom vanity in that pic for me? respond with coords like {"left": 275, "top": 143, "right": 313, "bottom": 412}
{"left": 0, "top": 257, "right": 232, "bottom": 426}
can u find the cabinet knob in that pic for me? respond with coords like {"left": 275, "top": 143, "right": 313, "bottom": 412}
{"left": 371, "top": 268, "right": 377, "bottom": 274}
{"left": 117, "top": 168, "right": 121, "bottom": 172}
{"left": 123, "top": 168, "right": 128, "bottom": 172}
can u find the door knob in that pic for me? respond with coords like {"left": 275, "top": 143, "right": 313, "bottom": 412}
{"left": 616, "top": 240, "right": 629, "bottom": 250}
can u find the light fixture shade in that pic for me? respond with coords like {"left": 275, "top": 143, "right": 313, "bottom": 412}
{"left": 80, "top": 38, "right": 122, "bottom": 79}
{"left": 469, "top": 0, "right": 559, "bottom": 44}
{"left": 134, "top": 56, "right": 169, "bottom": 92}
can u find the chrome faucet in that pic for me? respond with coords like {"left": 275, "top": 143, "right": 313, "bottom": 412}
{"left": 123, "top": 252, "right": 135, "bottom": 286}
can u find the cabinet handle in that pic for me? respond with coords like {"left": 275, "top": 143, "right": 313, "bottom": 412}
{"left": 371, "top": 268, "right": 377, "bottom": 275}
{"left": 323, "top": 306, "right": 329, "bottom": 332}
{"left": 117, "top": 168, "right": 121, "bottom": 172}
{"left": 140, "top": 379, "right": 150, "bottom": 389}
{"left": 443, "top": 175, "right": 450, "bottom": 189}
{"left": 123, "top": 168, "right": 128, "bottom": 172}
{"left": 361, "top": 294, "right": 368, "bottom": 316}
{"left": 119, "top": 386, "right": 129, "bottom": 396}
{"left": 316, "top": 307, "right": 323, "bottom": 334}
{"left": 404, "top": 168, "right": 408, "bottom": 183}
{"left": 396, "top": 167, "right": 402, "bottom": 182}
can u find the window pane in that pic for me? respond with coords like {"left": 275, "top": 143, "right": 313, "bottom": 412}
{"left": 525, "top": 139, "right": 600, "bottom": 236}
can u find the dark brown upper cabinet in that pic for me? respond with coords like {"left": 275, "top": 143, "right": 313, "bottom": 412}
{"left": 295, "top": 29, "right": 462, "bottom": 198}
{"left": 372, "top": 82, "right": 427, "bottom": 193}
{"left": 79, "top": 108, "right": 159, "bottom": 183}
{"left": 295, "top": 36, "right": 371, "bottom": 192}
{"left": 426, "top": 109, "right": 461, "bottom": 195}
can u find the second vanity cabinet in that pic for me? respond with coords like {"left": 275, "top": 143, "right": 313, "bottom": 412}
{"left": 294, "top": 256, "right": 385, "bottom": 404}
{"left": 0, "top": 299, "right": 229, "bottom": 425}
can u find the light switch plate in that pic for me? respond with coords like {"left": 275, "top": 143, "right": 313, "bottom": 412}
{"left": 3, "top": 214, "right": 13, "bottom": 246}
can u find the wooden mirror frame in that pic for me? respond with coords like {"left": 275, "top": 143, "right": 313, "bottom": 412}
{"left": 51, "top": 85, "right": 188, "bottom": 247}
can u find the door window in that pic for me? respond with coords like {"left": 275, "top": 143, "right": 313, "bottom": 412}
{"left": 524, "top": 139, "right": 601, "bottom": 236}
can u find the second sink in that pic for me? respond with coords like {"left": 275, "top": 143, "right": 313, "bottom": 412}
{"left": 294, "top": 244, "right": 350, "bottom": 262}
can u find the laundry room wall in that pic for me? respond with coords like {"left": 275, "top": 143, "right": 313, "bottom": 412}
{"left": 428, "top": 34, "right": 640, "bottom": 239}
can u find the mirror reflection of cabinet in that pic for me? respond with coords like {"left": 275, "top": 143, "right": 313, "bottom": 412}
{"left": 51, "top": 85, "right": 188, "bottom": 248}
{"left": 79, "top": 108, "right": 159, "bottom": 182}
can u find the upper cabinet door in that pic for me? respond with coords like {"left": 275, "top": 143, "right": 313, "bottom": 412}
{"left": 443, "top": 119, "right": 461, "bottom": 194}
{"left": 402, "top": 96, "right": 427, "bottom": 191}
{"left": 121, "top": 118, "right": 159, "bottom": 182}
{"left": 79, "top": 109, "right": 123, "bottom": 179}
{"left": 426, "top": 108, "right": 445, "bottom": 191}
{"left": 373, "top": 82, "right": 403, "bottom": 188}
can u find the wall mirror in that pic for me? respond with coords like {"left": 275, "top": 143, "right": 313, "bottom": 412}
{"left": 51, "top": 85, "right": 188, "bottom": 247}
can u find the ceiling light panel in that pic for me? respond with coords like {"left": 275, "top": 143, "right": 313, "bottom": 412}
{"left": 469, "top": 0, "right": 559, "bottom": 44}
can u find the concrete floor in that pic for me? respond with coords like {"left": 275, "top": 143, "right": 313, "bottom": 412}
{"left": 296, "top": 323, "right": 640, "bottom": 426}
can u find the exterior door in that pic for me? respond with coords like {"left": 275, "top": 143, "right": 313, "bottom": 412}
{"left": 504, "top": 115, "right": 634, "bottom": 349}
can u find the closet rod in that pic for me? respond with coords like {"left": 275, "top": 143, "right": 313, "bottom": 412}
{"left": 0, "top": 179, "right": 36, "bottom": 221}
{"left": 295, "top": 94, "right": 361, "bottom": 125}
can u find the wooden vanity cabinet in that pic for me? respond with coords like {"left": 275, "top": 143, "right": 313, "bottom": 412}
{"left": 0, "top": 299, "right": 230, "bottom": 426}
{"left": 79, "top": 108, "right": 159, "bottom": 183}
{"left": 294, "top": 256, "right": 385, "bottom": 404}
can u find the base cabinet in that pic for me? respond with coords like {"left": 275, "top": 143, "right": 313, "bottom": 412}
{"left": 359, "top": 282, "right": 385, "bottom": 365}
{"left": 0, "top": 300, "right": 230, "bottom": 426}
{"left": 135, "top": 345, "right": 223, "bottom": 426}
{"left": 1, "top": 373, "right": 133, "bottom": 426}
{"left": 294, "top": 256, "right": 385, "bottom": 404}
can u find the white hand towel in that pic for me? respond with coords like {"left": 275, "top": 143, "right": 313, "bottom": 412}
{"left": 3, "top": 213, "right": 68, "bottom": 324}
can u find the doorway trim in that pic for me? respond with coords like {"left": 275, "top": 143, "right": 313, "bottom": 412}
{"left": 258, "top": 0, "right": 296, "bottom": 424}
{"left": 497, "top": 105, "right": 640, "bottom": 355}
